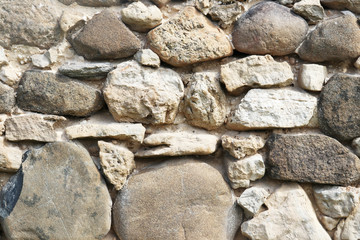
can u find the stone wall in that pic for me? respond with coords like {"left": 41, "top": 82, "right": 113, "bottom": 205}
{"left": 0, "top": 0, "right": 359, "bottom": 239}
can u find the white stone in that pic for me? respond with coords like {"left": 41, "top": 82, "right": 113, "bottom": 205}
{"left": 221, "top": 133, "right": 265, "bottom": 159}
{"left": 313, "top": 185, "right": 360, "bottom": 218}
{"left": 135, "top": 131, "right": 219, "bottom": 157}
{"left": 0, "top": 114, "right": 6, "bottom": 135}
{"left": 340, "top": 203, "right": 360, "bottom": 240}
{"left": 121, "top": 2, "right": 162, "bottom": 32}
{"left": 352, "top": 137, "right": 360, "bottom": 157}
{"left": 298, "top": 64, "right": 327, "bottom": 91}
{"left": 354, "top": 57, "right": 360, "bottom": 69}
{"left": 220, "top": 55, "right": 293, "bottom": 95}
{"left": 241, "top": 183, "right": 331, "bottom": 240}
{"left": 98, "top": 141, "right": 136, "bottom": 191}
{"left": 0, "top": 47, "right": 8, "bottom": 67}
{"left": 0, "top": 137, "right": 23, "bottom": 172}
{"left": 65, "top": 123, "right": 146, "bottom": 143}
{"left": 31, "top": 54, "right": 51, "bottom": 68}
{"left": 292, "top": 0, "right": 325, "bottom": 23}
{"left": 227, "top": 88, "right": 317, "bottom": 130}
{"left": 60, "top": 10, "right": 86, "bottom": 33}
{"left": 319, "top": 215, "right": 340, "bottom": 231}
{"left": 134, "top": 49, "right": 160, "bottom": 68}
{"left": 237, "top": 186, "right": 270, "bottom": 217}
{"left": 334, "top": 219, "right": 345, "bottom": 240}
{"left": 0, "top": 64, "right": 22, "bottom": 87}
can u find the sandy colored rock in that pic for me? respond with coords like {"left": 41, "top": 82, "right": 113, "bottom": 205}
{"left": 320, "top": 215, "right": 340, "bottom": 231}
{"left": 355, "top": 57, "right": 360, "bottom": 69}
{"left": 98, "top": 141, "right": 135, "bottom": 191}
{"left": 58, "top": 62, "right": 115, "bottom": 79}
{"left": 0, "top": 137, "right": 23, "bottom": 172}
{"left": 221, "top": 133, "right": 266, "bottom": 159}
{"left": 134, "top": 49, "right": 160, "bottom": 68}
{"left": 66, "top": 123, "right": 146, "bottom": 143}
{"left": 104, "top": 61, "right": 184, "bottom": 124}
{"left": 121, "top": 2, "right": 162, "bottom": 32}
{"left": 227, "top": 88, "right": 317, "bottom": 130}
{"left": 237, "top": 186, "right": 270, "bottom": 217}
{"left": 266, "top": 134, "right": 360, "bottom": 185}
{"left": 17, "top": 70, "right": 104, "bottom": 117}
{"left": 148, "top": 6, "right": 232, "bottom": 67}
{"left": 340, "top": 203, "right": 360, "bottom": 239}
{"left": 0, "top": 47, "right": 8, "bottom": 67}
{"left": 220, "top": 55, "right": 293, "bottom": 94}
{"left": 0, "top": 82, "right": 15, "bottom": 114}
{"left": 0, "top": 142, "right": 112, "bottom": 240}
{"left": 184, "top": 72, "right": 227, "bottom": 130}
{"left": 0, "top": 64, "right": 22, "bottom": 87}
{"left": 298, "top": 64, "right": 327, "bottom": 91}
{"left": 321, "top": 0, "right": 360, "bottom": 13}
{"left": 297, "top": 15, "right": 360, "bottom": 62}
{"left": 136, "top": 131, "right": 219, "bottom": 157}
{"left": 208, "top": 2, "right": 244, "bottom": 28}
{"left": 241, "top": 183, "right": 331, "bottom": 240}
{"left": 69, "top": 10, "right": 141, "bottom": 60}
{"left": 0, "top": 115, "right": 6, "bottom": 136}
{"left": 232, "top": 1, "right": 308, "bottom": 56}
{"left": 113, "top": 159, "right": 242, "bottom": 240}
{"left": 292, "top": 0, "right": 325, "bottom": 24}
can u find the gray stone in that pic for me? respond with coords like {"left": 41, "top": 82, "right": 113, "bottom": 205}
{"left": 134, "top": 49, "right": 160, "bottom": 68}
{"left": 352, "top": 137, "right": 360, "bottom": 157}
{"left": 31, "top": 54, "right": 51, "bottom": 69}
{"left": 266, "top": 134, "right": 360, "bottom": 185}
{"left": 237, "top": 186, "right": 270, "bottom": 217}
{"left": 320, "top": 0, "right": 360, "bottom": 13}
{"left": 17, "top": 71, "right": 104, "bottom": 117}
{"left": 340, "top": 203, "right": 360, "bottom": 239}
{"left": 58, "top": 0, "right": 121, "bottom": 6}
{"left": 58, "top": 62, "right": 116, "bottom": 79}
{"left": 113, "top": 159, "right": 242, "bottom": 240}
{"left": 298, "top": 64, "right": 327, "bottom": 91}
{"left": 0, "top": 142, "right": 112, "bottom": 239}
{"left": 292, "top": 0, "right": 325, "bottom": 24}
{"left": 0, "top": 82, "right": 15, "bottom": 114}
{"left": 208, "top": 2, "right": 244, "bottom": 28}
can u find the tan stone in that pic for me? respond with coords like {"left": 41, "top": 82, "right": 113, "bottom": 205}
{"left": 221, "top": 133, "right": 266, "bottom": 159}
{"left": 134, "top": 49, "right": 160, "bottom": 68}
{"left": 0, "top": 137, "right": 23, "bottom": 172}
{"left": 298, "top": 64, "right": 327, "bottom": 91}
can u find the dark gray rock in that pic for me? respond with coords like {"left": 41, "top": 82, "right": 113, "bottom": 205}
{"left": 0, "top": 82, "right": 15, "bottom": 113}
{"left": 0, "top": 142, "right": 112, "bottom": 240}
{"left": 266, "top": 134, "right": 360, "bottom": 185}
{"left": 232, "top": 1, "right": 308, "bottom": 56}
{"left": 58, "top": 62, "right": 115, "bottom": 79}
{"left": 17, "top": 71, "right": 104, "bottom": 117}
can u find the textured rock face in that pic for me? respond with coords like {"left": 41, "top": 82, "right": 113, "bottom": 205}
{"left": 232, "top": 1, "right": 308, "bottom": 56}
{"left": 227, "top": 88, "right": 317, "bottom": 130}
{"left": 0, "top": 142, "right": 112, "bottom": 240}
{"left": 221, "top": 134, "right": 265, "bottom": 159}
{"left": 17, "top": 71, "right": 104, "bottom": 117}
{"left": 340, "top": 203, "right": 360, "bottom": 239}
{"left": 297, "top": 15, "right": 360, "bottom": 62}
{"left": 58, "top": 62, "right": 116, "bottom": 79}
{"left": 298, "top": 64, "right": 327, "bottom": 91}
{"left": 0, "top": 82, "right": 15, "bottom": 114}
{"left": 208, "top": 2, "right": 244, "bottom": 28}
{"left": 134, "top": 49, "right": 160, "bottom": 68}
{"left": 237, "top": 186, "right": 270, "bottom": 217}
{"left": 220, "top": 55, "right": 293, "bottom": 94}
{"left": 104, "top": 61, "right": 184, "bottom": 124}
{"left": 318, "top": 74, "right": 360, "bottom": 141}
{"left": 113, "top": 159, "right": 241, "bottom": 240}
{"left": 148, "top": 6, "right": 233, "bottom": 67}
{"left": 69, "top": 10, "right": 141, "bottom": 60}
{"left": 321, "top": 0, "right": 360, "bottom": 13}
{"left": 0, "top": 137, "right": 22, "bottom": 172}
{"left": 292, "top": 0, "right": 325, "bottom": 24}
{"left": 266, "top": 134, "right": 360, "bottom": 185}
{"left": 184, "top": 72, "right": 227, "bottom": 130}
{"left": 241, "top": 183, "right": 331, "bottom": 240}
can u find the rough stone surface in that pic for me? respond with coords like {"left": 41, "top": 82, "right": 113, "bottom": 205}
{"left": 136, "top": 131, "right": 219, "bottom": 157}
{"left": 58, "top": 0, "right": 121, "bottom": 6}
{"left": 184, "top": 72, "right": 227, "bottom": 130}
{"left": 134, "top": 49, "right": 160, "bottom": 68}
{"left": 237, "top": 186, "right": 270, "bottom": 217}
{"left": 66, "top": 123, "right": 146, "bottom": 143}
{"left": 0, "top": 47, "right": 8, "bottom": 67}
{"left": 31, "top": 54, "right": 51, "bottom": 69}
{"left": 121, "top": 2, "right": 162, "bottom": 32}
{"left": 220, "top": 55, "right": 293, "bottom": 94}
{"left": 98, "top": 141, "right": 136, "bottom": 191}
{"left": 232, "top": 1, "right": 308, "bottom": 56}
{"left": 148, "top": 6, "right": 233, "bottom": 67}
{"left": 297, "top": 15, "right": 360, "bottom": 62}
{"left": 0, "top": 137, "right": 22, "bottom": 172}
{"left": 318, "top": 73, "right": 360, "bottom": 141}
{"left": 355, "top": 57, "right": 360, "bottom": 69}
{"left": 69, "top": 10, "right": 141, "bottom": 60}
{"left": 58, "top": 62, "right": 116, "bottom": 79}
{"left": 266, "top": 134, "right": 360, "bottom": 185}
{"left": 320, "top": 215, "right": 340, "bottom": 231}
{"left": 241, "top": 183, "right": 331, "bottom": 240}
{"left": 352, "top": 137, "right": 360, "bottom": 157}
{"left": 113, "top": 159, "right": 241, "bottom": 240}
{"left": 5, "top": 114, "right": 65, "bottom": 142}
{"left": 103, "top": 61, "right": 184, "bottom": 124}
{"left": 208, "top": 2, "right": 244, "bottom": 28}
{"left": 340, "top": 203, "right": 360, "bottom": 239}
{"left": 227, "top": 88, "right": 317, "bottom": 130}
{"left": 0, "top": 142, "right": 112, "bottom": 239}
{"left": 292, "top": 0, "right": 325, "bottom": 24}
{"left": 221, "top": 133, "right": 265, "bottom": 160}
{"left": 0, "top": 82, "right": 15, "bottom": 114}
{"left": 320, "top": 0, "right": 360, "bottom": 13}
{"left": 17, "top": 71, "right": 104, "bottom": 117}
{"left": 0, "top": 65, "right": 21, "bottom": 87}
{"left": 298, "top": 64, "right": 327, "bottom": 91}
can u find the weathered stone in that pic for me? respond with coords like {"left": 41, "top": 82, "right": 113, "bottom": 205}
{"left": 355, "top": 57, "right": 360, "bottom": 69}
{"left": 237, "top": 186, "right": 270, "bottom": 217}
{"left": 121, "top": 2, "right": 162, "bottom": 32}
{"left": 0, "top": 0, "right": 62, "bottom": 49}
{"left": 221, "top": 133, "right": 266, "bottom": 159}
{"left": 220, "top": 55, "right": 293, "bottom": 94}
{"left": 0, "top": 115, "right": 6, "bottom": 136}
{"left": 149, "top": 0, "right": 170, "bottom": 7}
{"left": 98, "top": 141, "right": 135, "bottom": 191}
{"left": 297, "top": 15, "right": 360, "bottom": 62}
{"left": 0, "top": 137, "right": 23, "bottom": 172}
{"left": 292, "top": 0, "right": 325, "bottom": 24}
{"left": 0, "top": 64, "right": 22, "bottom": 87}
{"left": 69, "top": 10, "right": 141, "bottom": 60}
{"left": 148, "top": 6, "right": 233, "bottom": 67}
{"left": 314, "top": 185, "right": 360, "bottom": 218}
{"left": 195, "top": 0, "right": 214, "bottom": 15}
{"left": 58, "top": 0, "right": 121, "bottom": 6}
{"left": 59, "top": 9, "right": 86, "bottom": 33}
{"left": 320, "top": 215, "right": 340, "bottom": 231}
{"left": 266, "top": 134, "right": 360, "bottom": 185}
{"left": 208, "top": 2, "right": 244, "bottom": 28}
{"left": 340, "top": 203, "right": 360, "bottom": 239}
{"left": 232, "top": 1, "right": 308, "bottom": 56}
{"left": 66, "top": 123, "right": 145, "bottom": 143}
{"left": 0, "top": 82, "right": 15, "bottom": 114}
{"left": 227, "top": 88, "right": 317, "bottom": 130}
{"left": 352, "top": 137, "right": 360, "bottom": 157}
{"left": 318, "top": 73, "right": 360, "bottom": 141}
{"left": 113, "top": 159, "right": 241, "bottom": 240}
{"left": 5, "top": 114, "right": 65, "bottom": 142}
{"left": 104, "top": 61, "right": 184, "bottom": 124}
{"left": 0, "top": 142, "right": 112, "bottom": 239}
{"left": 184, "top": 72, "right": 226, "bottom": 130}
{"left": 226, "top": 154, "right": 265, "bottom": 189}
{"left": 321, "top": 0, "right": 360, "bottom": 13}
{"left": 298, "top": 64, "right": 327, "bottom": 91}
{"left": 17, "top": 71, "right": 104, "bottom": 117}
{"left": 58, "top": 62, "right": 116, "bottom": 79}
{"left": 241, "top": 183, "right": 331, "bottom": 240}
{"left": 134, "top": 49, "right": 160, "bottom": 68}
{"left": 31, "top": 54, "right": 51, "bottom": 69}
{"left": 136, "top": 131, "right": 219, "bottom": 157}
{"left": 0, "top": 47, "right": 8, "bottom": 67}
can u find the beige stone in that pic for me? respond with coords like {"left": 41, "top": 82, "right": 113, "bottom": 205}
{"left": 134, "top": 49, "right": 160, "bottom": 68}
{"left": 0, "top": 137, "right": 23, "bottom": 172}
{"left": 0, "top": 47, "right": 8, "bottom": 67}
{"left": 292, "top": 0, "right": 325, "bottom": 24}
{"left": 319, "top": 215, "right": 340, "bottom": 231}
{"left": 0, "top": 64, "right": 22, "bottom": 87}
{"left": 298, "top": 64, "right": 327, "bottom": 91}
{"left": 221, "top": 133, "right": 265, "bottom": 159}
{"left": 338, "top": 203, "right": 360, "bottom": 239}
{"left": 237, "top": 186, "right": 271, "bottom": 217}
{"left": 354, "top": 57, "right": 360, "bottom": 69}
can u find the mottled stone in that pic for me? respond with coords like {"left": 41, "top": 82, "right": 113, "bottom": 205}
{"left": 148, "top": 6, "right": 233, "bottom": 67}
{"left": 113, "top": 159, "right": 242, "bottom": 240}
{"left": 31, "top": 54, "right": 51, "bottom": 69}
{"left": 58, "top": 62, "right": 116, "bottom": 79}
{"left": 0, "top": 47, "right": 8, "bottom": 67}
{"left": 221, "top": 133, "right": 266, "bottom": 159}
{"left": 0, "top": 64, "right": 22, "bottom": 87}
{"left": 134, "top": 49, "right": 160, "bottom": 68}
{"left": 208, "top": 2, "right": 244, "bottom": 28}
{"left": 340, "top": 203, "right": 360, "bottom": 239}
{"left": 321, "top": 0, "right": 360, "bottom": 13}
{"left": 298, "top": 64, "right": 327, "bottom": 91}
{"left": 266, "top": 134, "right": 360, "bottom": 185}
{"left": 293, "top": 0, "right": 324, "bottom": 24}
{"left": 237, "top": 186, "right": 270, "bottom": 217}
{"left": 0, "top": 137, "right": 23, "bottom": 172}
{"left": 0, "top": 82, "right": 15, "bottom": 114}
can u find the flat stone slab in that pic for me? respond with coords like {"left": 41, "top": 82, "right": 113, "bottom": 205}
{"left": 58, "top": 62, "right": 116, "bottom": 79}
